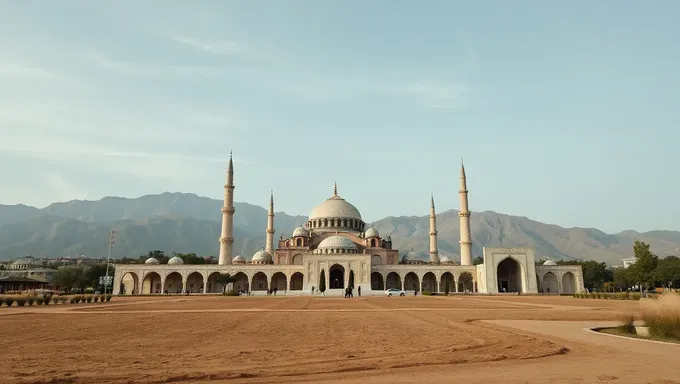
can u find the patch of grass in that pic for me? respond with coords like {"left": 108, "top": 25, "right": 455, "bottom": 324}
{"left": 598, "top": 327, "right": 680, "bottom": 344}
{"left": 641, "top": 293, "right": 680, "bottom": 341}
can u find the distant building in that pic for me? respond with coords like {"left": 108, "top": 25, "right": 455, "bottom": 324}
{"left": 0, "top": 256, "right": 58, "bottom": 284}
{"left": 622, "top": 257, "right": 637, "bottom": 269}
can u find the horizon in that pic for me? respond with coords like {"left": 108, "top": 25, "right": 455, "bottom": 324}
{"left": 2, "top": 1, "right": 679, "bottom": 234}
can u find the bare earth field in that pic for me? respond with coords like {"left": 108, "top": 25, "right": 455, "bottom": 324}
{"left": 1, "top": 295, "right": 678, "bottom": 384}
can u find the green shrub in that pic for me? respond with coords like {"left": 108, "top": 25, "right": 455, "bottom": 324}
{"left": 86, "top": 295, "right": 93, "bottom": 303}
{"left": 35, "top": 297, "right": 44, "bottom": 305}
{"left": 44, "top": 295, "right": 52, "bottom": 305}
{"left": 75, "top": 296, "right": 81, "bottom": 303}
{"left": 69, "top": 297, "right": 77, "bottom": 304}
{"left": 93, "top": 295, "right": 100, "bottom": 302}
{"left": 26, "top": 297, "right": 35, "bottom": 306}
{"left": 631, "top": 293, "right": 642, "bottom": 300}
{"left": 222, "top": 291, "right": 238, "bottom": 296}
{"left": 16, "top": 297, "right": 26, "bottom": 307}
{"left": 105, "top": 294, "right": 112, "bottom": 302}
{"left": 642, "top": 294, "right": 680, "bottom": 340}
{"left": 4, "top": 298, "right": 14, "bottom": 307}
{"left": 422, "top": 292, "right": 433, "bottom": 296}
{"left": 60, "top": 296, "right": 68, "bottom": 303}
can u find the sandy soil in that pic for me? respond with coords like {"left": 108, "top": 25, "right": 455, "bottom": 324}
{"left": 0, "top": 295, "right": 676, "bottom": 384}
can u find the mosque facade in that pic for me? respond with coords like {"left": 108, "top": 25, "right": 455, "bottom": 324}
{"left": 112, "top": 155, "right": 585, "bottom": 296}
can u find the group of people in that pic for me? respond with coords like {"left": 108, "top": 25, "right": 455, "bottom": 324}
{"left": 344, "top": 286, "right": 361, "bottom": 298}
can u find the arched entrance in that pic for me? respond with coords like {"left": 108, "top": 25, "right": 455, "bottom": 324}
{"left": 497, "top": 257, "right": 523, "bottom": 293}
{"left": 421, "top": 272, "right": 437, "bottom": 293}
{"left": 142, "top": 272, "right": 161, "bottom": 294}
{"left": 371, "top": 272, "right": 384, "bottom": 290}
{"left": 206, "top": 272, "right": 221, "bottom": 293}
{"left": 404, "top": 272, "right": 419, "bottom": 292}
{"left": 120, "top": 272, "right": 139, "bottom": 295}
{"left": 329, "top": 264, "right": 344, "bottom": 289}
{"left": 271, "top": 272, "right": 287, "bottom": 291}
{"left": 386, "top": 272, "right": 401, "bottom": 289}
{"left": 290, "top": 272, "right": 303, "bottom": 290}
{"left": 542, "top": 272, "right": 558, "bottom": 294}
{"left": 186, "top": 272, "right": 204, "bottom": 293}
{"left": 164, "top": 272, "right": 183, "bottom": 294}
{"left": 232, "top": 272, "right": 249, "bottom": 292}
{"left": 251, "top": 272, "right": 268, "bottom": 292}
{"left": 562, "top": 272, "right": 576, "bottom": 294}
{"left": 439, "top": 272, "right": 454, "bottom": 293}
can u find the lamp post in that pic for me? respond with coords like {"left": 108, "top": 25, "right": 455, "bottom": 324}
{"left": 104, "top": 230, "right": 115, "bottom": 295}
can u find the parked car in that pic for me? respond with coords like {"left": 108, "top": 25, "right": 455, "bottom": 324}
{"left": 384, "top": 288, "right": 406, "bottom": 297}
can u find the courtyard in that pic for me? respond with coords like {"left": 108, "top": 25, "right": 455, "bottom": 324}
{"left": 0, "top": 295, "right": 678, "bottom": 384}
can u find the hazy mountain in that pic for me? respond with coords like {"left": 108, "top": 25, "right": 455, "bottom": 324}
{"left": 0, "top": 193, "right": 678, "bottom": 264}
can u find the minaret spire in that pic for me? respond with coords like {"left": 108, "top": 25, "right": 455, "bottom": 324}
{"left": 265, "top": 189, "right": 275, "bottom": 254}
{"left": 459, "top": 160, "right": 472, "bottom": 265}
{"left": 333, "top": 181, "right": 338, "bottom": 195}
{"left": 429, "top": 193, "right": 440, "bottom": 264}
{"left": 218, "top": 151, "right": 235, "bottom": 265}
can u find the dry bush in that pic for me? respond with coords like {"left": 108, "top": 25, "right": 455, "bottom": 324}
{"left": 641, "top": 294, "right": 680, "bottom": 340}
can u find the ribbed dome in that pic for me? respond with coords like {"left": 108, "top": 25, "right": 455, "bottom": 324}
{"left": 251, "top": 250, "right": 273, "bottom": 263}
{"left": 364, "top": 227, "right": 380, "bottom": 238}
{"left": 309, "top": 188, "right": 362, "bottom": 221}
{"left": 233, "top": 254, "right": 246, "bottom": 263}
{"left": 168, "top": 256, "right": 184, "bottom": 265}
{"left": 440, "top": 256, "right": 453, "bottom": 264}
{"left": 402, "top": 250, "right": 422, "bottom": 263}
{"left": 543, "top": 259, "right": 557, "bottom": 266}
{"left": 317, "top": 235, "right": 357, "bottom": 250}
{"left": 145, "top": 257, "right": 160, "bottom": 264}
{"left": 292, "top": 226, "right": 309, "bottom": 237}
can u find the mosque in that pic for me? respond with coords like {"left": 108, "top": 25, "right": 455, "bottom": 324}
{"left": 113, "top": 155, "right": 585, "bottom": 296}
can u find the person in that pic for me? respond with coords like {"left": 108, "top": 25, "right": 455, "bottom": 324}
{"left": 311, "top": 286, "right": 315, "bottom": 295}
{"left": 274, "top": 287, "right": 278, "bottom": 296}
{"left": 358, "top": 286, "right": 361, "bottom": 296}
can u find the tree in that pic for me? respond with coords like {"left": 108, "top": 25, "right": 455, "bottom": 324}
{"left": 653, "top": 256, "right": 680, "bottom": 289}
{"left": 473, "top": 257, "right": 484, "bottom": 265}
{"left": 458, "top": 272, "right": 473, "bottom": 292}
{"left": 579, "top": 261, "right": 610, "bottom": 290}
{"left": 613, "top": 267, "right": 630, "bottom": 291}
{"left": 444, "top": 281, "right": 450, "bottom": 296}
{"left": 628, "top": 241, "right": 658, "bottom": 292}
{"left": 214, "top": 273, "right": 233, "bottom": 293}
{"left": 85, "top": 264, "right": 113, "bottom": 289}
{"left": 348, "top": 271, "right": 354, "bottom": 289}
{"left": 174, "top": 253, "right": 206, "bottom": 264}
{"left": 319, "top": 270, "right": 326, "bottom": 295}
{"left": 52, "top": 266, "right": 87, "bottom": 292}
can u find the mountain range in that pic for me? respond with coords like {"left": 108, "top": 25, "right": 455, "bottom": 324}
{"left": 1, "top": 192, "right": 679, "bottom": 265}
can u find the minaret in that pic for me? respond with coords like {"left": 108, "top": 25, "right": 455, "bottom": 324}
{"left": 459, "top": 159, "right": 472, "bottom": 265}
{"left": 265, "top": 190, "right": 275, "bottom": 254}
{"left": 429, "top": 194, "right": 440, "bottom": 264}
{"left": 218, "top": 151, "right": 235, "bottom": 265}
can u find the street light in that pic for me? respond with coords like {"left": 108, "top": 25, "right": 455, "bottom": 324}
{"left": 104, "top": 230, "right": 115, "bottom": 295}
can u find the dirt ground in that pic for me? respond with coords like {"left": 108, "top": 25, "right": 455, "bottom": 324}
{"left": 0, "top": 295, "right": 677, "bottom": 384}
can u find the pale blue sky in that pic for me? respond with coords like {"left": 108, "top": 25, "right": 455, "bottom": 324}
{"left": 1, "top": 1, "right": 678, "bottom": 233}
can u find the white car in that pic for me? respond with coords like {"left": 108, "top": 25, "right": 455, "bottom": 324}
{"left": 384, "top": 288, "right": 406, "bottom": 297}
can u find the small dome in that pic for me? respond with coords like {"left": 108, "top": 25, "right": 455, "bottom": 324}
{"left": 145, "top": 257, "right": 160, "bottom": 264}
{"left": 317, "top": 235, "right": 357, "bottom": 250}
{"left": 292, "top": 226, "right": 309, "bottom": 237}
{"left": 402, "top": 250, "right": 422, "bottom": 263}
{"left": 440, "top": 256, "right": 452, "bottom": 264}
{"left": 364, "top": 227, "right": 380, "bottom": 238}
{"left": 543, "top": 259, "right": 557, "bottom": 266}
{"left": 168, "top": 256, "right": 184, "bottom": 265}
{"left": 251, "top": 250, "right": 273, "bottom": 263}
{"left": 233, "top": 254, "right": 246, "bottom": 263}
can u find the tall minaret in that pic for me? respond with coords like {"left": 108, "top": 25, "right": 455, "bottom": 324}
{"left": 459, "top": 159, "right": 473, "bottom": 265}
{"left": 218, "top": 151, "right": 235, "bottom": 265}
{"left": 429, "top": 194, "right": 440, "bottom": 264}
{"left": 265, "top": 190, "right": 275, "bottom": 254}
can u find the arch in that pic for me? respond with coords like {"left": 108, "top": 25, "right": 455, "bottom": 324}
{"left": 371, "top": 272, "right": 384, "bottom": 290}
{"left": 163, "top": 272, "right": 183, "bottom": 294}
{"left": 292, "top": 254, "right": 304, "bottom": 265}
{"left": 562, "top": 272, "right": 576, "bottom": 294}
{"left": 120, "top": 272, "right": 139, "bottom": 295}
{"left": 404, "top": 272, "right": 419, "bottom": 292}
{"left": 290, "top": 272, "right": 303, "bottom": 290}
{"left": 386, "top": 272, "right": 401, "bottom": 289}
{"left": 458, "top": 271, "right": 474, "bottom": 293}
{"left": 439, "top": 272, "right": 454, "bottom": 293}
{"left": 271, "top": 272, "right": 287, "bottom": 291}
{"left": 371, "top": 255, "right": 382, "bottom": 265}
{"left": 496, "top": 257, "right": 523, "bottom": 293}
{"left": 186, "top": 272, "right": 204, "bottom": 294}
{"left": 251, "top": 272, "right": 268, "bottom": 291}
{"left": 232, "top": 272, "right": 249, "bottom": 292}
{"left": 296, "top": 238, "right": 303, "bottom": 247}
{"left": 206, "top": 272, "right": 224, "bottom": 293}
{"left": 542, "top": 272, "right": 558, "bottom": 294}
{"left": 142, "top": 272, "right": 161, "bottom": 294}
{"left": 421, "top": 272, "right": 437, "bottom": 293}
{"left": 387, "top": 255, "right": 396, "bottom": 264}
{"left": 370, "top": 239, "right": 378, "bottom": 247}
{"left": 329, "top": 264, "right": 345, "bottom": 289}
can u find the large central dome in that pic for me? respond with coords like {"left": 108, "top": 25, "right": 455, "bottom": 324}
{"left": 306, "top": 183, "right": 365, "bottom": 233}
